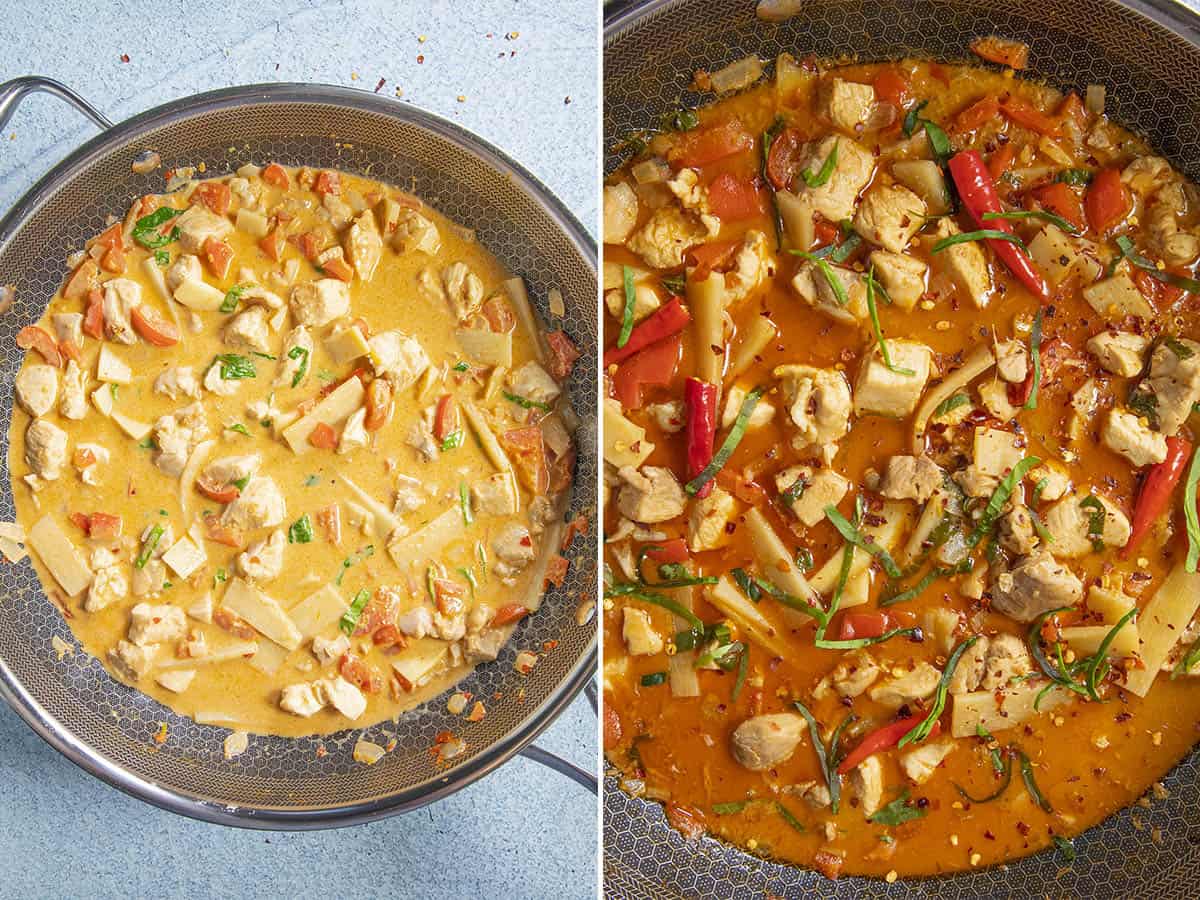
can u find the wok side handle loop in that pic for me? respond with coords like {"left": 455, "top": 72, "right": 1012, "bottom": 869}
{"left": 0, "top": 76, "right": 114, "bottom": 134}
{"left": 518, "top": 743, "right": 598, "bottom": 794}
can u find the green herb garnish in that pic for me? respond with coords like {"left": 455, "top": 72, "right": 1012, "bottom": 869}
{"left": 640, "top": 671, "right": 668, "bottom": 687}
{"left": 1056, "top": 168, "right": 1093, "bottom": 186}
{"left": 825, "top": 504, "right": 902, "bottom": 578}
{"left": 216, "top": 354, "right": 256, "bottom": 380}
{"left": 793, "top": 698, "right": 840, "bottom": 813}
{"left": 153, "top": 250, "right": 170, "bottom": 266}
{"left": 618, "top": 265, "right": 636, "bottom": 348}
{"left": 304, "top": 474, "right": 321, "bottom": 487}
{"left": 1025, "top": 307, "right": 1043, "bottom": 410}
{"left": 503, "top": 391, "right": 552, "bottom": 413}
{"left": 661, "top": 108, "right": 699, "bottom": 132}
{"left": 868, "top": 790, "right": 925, "bottom": 826}
{"left": 1115, "top": 235, "right": 1200, "bottom": 294}
{"left": 967, "top": 456, "right": 1041, "bottom": 547}
{"left": 338, "top": 589, "right": 371, "bottom": 636}
{"left": 441, "top": 431, "right": 465, "bottom": 451}
{"left": 933, "top": 393, "right": 970, "bottom": 418}
{"left": 932, "top": 229, "right": 1027, "bottom": 254}
{"left": 459, "top": 482, "right": 473, "bottom": 526}
{"left": 1052, "top": 835, "right": 1076, "bottom": 862}
{"left": 1079, "top": 494, "right": 1106, "bottom": 552}
{"left": 982, "top": 209, "right": 1080, "bottom": 235}
{"left": 220, "top": 284, "right": 247, "bottom": 314}
{"left": 287, "top": 345, "right": 310, "bottom": 387}
{"left": 226, "top": 423, "right": 251, "bottom": 436}
{"left": 131, "top": 207, "right": 181, "bottom": 249}
{"left": 288, "top": 513, "right": 314, "bottom": 544}
{"left": 685, "top": 386, "right": 764, "bottom": 495}
{"left": 898, "top": 636, "right": 980, "bottom": 748}
{"left": 800, "top": 139, "right": 838, "bottom": 188}
{"left": 134, "top": 524, "right": 164, "bottom": 569}
{"left": 866, "top": 267, "right": 915, "bottom": 376}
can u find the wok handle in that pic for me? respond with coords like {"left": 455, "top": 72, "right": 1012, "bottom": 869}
{"left": 519, "top": 743, "right": 598, "bottom": 794}
{"left": 0, "top": 76, "right": 114, "bottom": 133}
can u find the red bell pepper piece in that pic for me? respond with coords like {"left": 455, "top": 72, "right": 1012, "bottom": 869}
{"left": 643, "top": 538, "right": 690, "bottom": 565}
{"left": 1084, "top": 167, "right": 1132, "bottom": 235}
{"left": 947, "top": 150, "right": 1050, "bottom": 300}
{"left": 838, "top": 611, "right": 891, "bottom": 641}
{"left": 1123, "top": 436, "right": 1193, "bottom": 559}
{"left": 1032, "top": 181, "right": 1085, "bottom": 233}
{"left": 684, "top": 378, "right": 719, "bottom": 499}
{"left": 603, "top": 298, "right": 690, "bottom": 368}
{"left": 837, "top": 718, "right": 939, "bottom": 775}
{"left": 706, "top": 173, "right": 766, "bottom": 221}
{"left": 611, "top": 333, "right": 682, "bottom": 409}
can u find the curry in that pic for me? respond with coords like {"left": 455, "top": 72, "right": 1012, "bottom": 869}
{"left": 602, "top": 45, "right": 1200, "bottom": 878}
{"left": 4, "top": 162, "right": 580, "bottom": 744}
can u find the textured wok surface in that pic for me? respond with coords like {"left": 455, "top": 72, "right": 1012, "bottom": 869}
{"left": 603, "top": 1, "right": 1200, "bottom": 895}
{"left": 0, "top": 88, "right": 597, "bottom": 820}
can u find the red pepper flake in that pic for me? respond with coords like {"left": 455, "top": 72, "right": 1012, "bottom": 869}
{"left": 374, "top": 78, "right": 386, "bottom": 93}
{"left": 542, "top": 640, "right": 559, "bottom": 652}
{"left": 315, "top": 745, "right": 327, "bottom": 758}
{"left": 120, "top": 54, "right": 131, "bottom": 63}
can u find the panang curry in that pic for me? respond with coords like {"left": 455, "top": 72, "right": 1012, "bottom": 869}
{"left": 602, "top": 43, "right": 1200, "bottom": 877}
{"left": 4, "top": 162, "right": 580, "bottom": 742}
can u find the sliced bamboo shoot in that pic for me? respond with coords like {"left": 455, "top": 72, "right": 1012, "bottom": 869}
{"left": 456, "top": 327, "right": 513, "bottom": 368}
{"left": 338, "top": 474, "right": 402, "bottom": 537}
{"left": 220, "top": 578, "right": 302, "bottom": 650}
{"left": 387, "top": 506, "right": 461, "bottom": 570}
{"left": 1125, "top": 564, "right": 1200, "bottom": 697}
{"left": 707, "top": 576, "right": 791, "bottom": 659}
{"left": 1061, "top": 624, "right": 1139, "bottom": 659}
{"left": 281, "top": 377, "right": 365, "bottom": 453}
{"left": 687, "top": 272, "right": 728, "bottom": 385}
{"left": 461, "top": 399, "right": 515, "bottom": 478}
{"left": 951, "top": 680, "right": 1068, "bottom": 737}
{"left": 289, "top": 585, "right": 349, "bottom": 639}
{"left": 28, "top": 515, "right": 93, "bottom": 597}
{"left": 810, "top": 501, "right": 909, "bottom": 595}
{"left": 667, "top": 586, "right": 701, "bottom": 698}
{"left": 503, "top": 276, "right": 546, "bottom": 364}
{"left": 391, "top": 638, "right": 450, "bottom": 691}
{"left": 157, "top": 639, "right": 258, "bottom": 670}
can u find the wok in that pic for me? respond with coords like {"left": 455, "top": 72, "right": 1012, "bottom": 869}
{"left": 603, "top": 0, "right": 1200, "bottom": 895}
{"left": 0, "top": 77, "right": 598, "bottom": 827}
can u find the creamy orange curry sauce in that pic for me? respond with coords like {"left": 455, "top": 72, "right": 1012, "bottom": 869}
{"left": 602, "top": 46, "right": 1200, "bottom": 878}
{"left": 5, "top": 161, "right": 580, "bottom": 745}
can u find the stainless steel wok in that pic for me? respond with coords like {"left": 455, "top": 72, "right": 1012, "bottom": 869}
{"left": 603, "top": 1, "right": 1200, "bottom": 895}
{"left": 0, "top": 77, "right": 598, "bottom": 827}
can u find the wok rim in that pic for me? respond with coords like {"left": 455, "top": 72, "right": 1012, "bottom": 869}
{"left": 0, "top": 81, "right": 598, "bottom": 830}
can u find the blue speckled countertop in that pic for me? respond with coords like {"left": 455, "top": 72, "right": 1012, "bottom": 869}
{"left": 0, "top": 2, "right": 598, "bottom": 897}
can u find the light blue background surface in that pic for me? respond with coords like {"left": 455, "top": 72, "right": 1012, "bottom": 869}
{"left": 0, "top": 2, "right": 599, "bottom": 898}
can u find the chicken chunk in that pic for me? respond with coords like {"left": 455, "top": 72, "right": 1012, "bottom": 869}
{"left": 995, "top": 340, "right": 1029, "bottom": 384}
{"left": 774, "top": 365, "right": 853, "bottom": 455}
{"left": 1043, "top": 492, "right": 1131, "bottom": 558}
{"left": 510, "top": 361, "right": 562, "bottom": 407}
{"left": 102, "top": 277, "right": 140, "bottom": 344}
{"left": 724, "top": 229, "right": 775, "bottom": 304}
{"left": 979, "top": 633, "right": 1033, "bottom": 690}
{"left": 311, "top": 633, "right": 351, "bottom": 666}
{"left": 236, "top": 529, "right": 286, "bottom": 581}
{"left": 128, "top": 602, "right": 188, "bottom": 646}
{"left": 990, "top": 549, "right": 1084, "bottom": 621}
{"left": 391, "top": 208, "right": 441, "bottom": 255}
{"left": 622, "top": 607, "right": 664, "bottom": 656}
{"left": 107, "top": 639, "right": 158, "bottom": 682}
{"left": 791, "top": 260, "right": 868, "bottom": 325}
{"left": 51, "top": 312, "right": 83, "bottom": 347}
{"left": 1102, "top": 408, "right": 1168, "bottom": 467}
{"left": 731, "top": 713, "right": 806, "bottom": 771}
{"left": 1087, "top": 331, "right": 1149, "bottom": 377}
{"left": 368, "top": 331, "right": 429, "bottom": 389}
{"left": 853, "top": 184, "right": 927, "bottom": 254}
{"left": 616, "top": 465, "right": 686, "bottom": 524}
{"left": 154, "top": 366, "right": 201, "bottom": 400}
{"left": 604, "top": 181, "right": 639, "bottom": 244}
{"left": 948, "top": 635, "right": 989, "bottom": 694}
{"left": 1144, "top": 337, "right": 1200, "bottom": 435}
{"left": 15, "top": 364, "right": 58, "bottom": 417}
{"left": 868, "top": 661, "right": 941, "bottom": 708}
{"left": 492, "top": 521, "right": 535, "bottom": 579}
{"left": 814, "top": 651, "right": 881, "bottom": 699}
{"left": 275, "top": 326, "right": 314, "bottom": 388}
{"left": 279, "top": 682, "right": 325, "bottom": 717}
{"left": 290, "top": 278, "right": 350, "bottom": 327}
{"left": 998, "top": 504, "right": 1038, "bottom": 555}
{"left": 849, "top": 756, "right": 885, "bottom": 817}
{"left": 932, "top": 218, "right": 991, "bottom": 307}
{"left": 442, "top": 261, "right": 485, "bottom": 320}
{"left": 222, "top": 476, "right": 287, "bottom": 531}
{"left": 878, "top": 455, "right": 943, "bottom": 503}
{"left": 25, "top": 419, "right": 67, "bottom": 481}
{"left": 166, "top": 254, "right": 203, "bottom": 291}
{"left": 203, "top": 362, "right": 241, "bottom": 397}
{"left": 152, "top": 403, "right": 208, "bottom": 478}
{"left": 203, "top": 454, "right": 261, "bottom": 487}
{"left": 132, "top": 558, "right": 167, "bottom": 597}
{"left": 900, "top": 740, "right": 956, "bottom": 784}
{"left": 646, "top": 400, "right": 684, "bottom": 433}
{"left": 393, "top": 474, "right": 428, "bottom": 514}
{"left": 345, "top": 212, "right": 383, "bottom": 281}
{"left": 868, "top": 250, "right": 927, "bottom": 311}
{"left": 795, "top": 135, "right": 875, "bottom": 223}
{"left": 819, "top": 78, "right": 878, "bottom": 133}
{"left": 854, "top": 341, "right": 933, "bottom": 418}
{"left": 223, "top": 306, "right": 272, "bottom": 353}
{"left": 175, "top": 204, "right": 233, "bottom": 253}
{"left": 338, "top": 408, "right": 368, "bottom": 454}
{"left": 775, "top": 466, "right": 849, "bottom": 527}
{"left": 686, "top": 487, "right": 737, "bottom": 552}
{"left": 84, "top": 561, "right": 130, "bottom": 613}
{"left": 626, "top": 202, "right": 717, "bottom": 270}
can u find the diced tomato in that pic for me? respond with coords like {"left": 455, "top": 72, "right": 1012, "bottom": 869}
{"left": 543, "top": 554, "right": 570, "bottom": 589}
{"left": 130, "top": 304, "right": 180, "bottom": 347}
{"left": 316, "top": 504, "right": 342, "bottom": 544}
{"left": 433, "top": 394, "right": 460, "bottom": 441}
{"left": 354, "top": 591, "right": 398, "bottom": 635}
{"left": 675, "top": 119, "right": 754, "bottom": 168}
{"left": 492, "top": 603, "right": 530, "bottom": 627}
{"left": 72, "top": 447, "right": 96, "bottom": 469}
{"left": 970, "top": 35, "right": 1030, "bottom": 69}
{"left": 203, "top": 516, "right": 245, "bottom": 548}
{"left": 16, "top": 326, "right": 62, "bottom": 367}
{"left": 765, "top": 126, "right": 805, "bottom": 191}
{"left": 953, "top": 95, "right": 1000, "bottom": 133}
{"left": 93, "top": 223, "right": 124, "bottom": 251}
{"left": 196, "top": 472, "right": 240, "bottom": 504}
{"left": 549, "top": 443, "right": 575, "bottom": 496}
{"left": 136, "top": 194, "right": 162, "bottom": 217}
{"left": 339, "top": 653, "right": 382, "bottom": 693}
{"left": 686, "top": 240, "right": 739, "bottom": 280}
{"left": 62, "top": 258, "right": 98, "bottom": 300}
{"left": 643, "top": 538, "right": 689, "bottom": 565}
{"left": 1033, "top": 181, "right": 1085, "bottom": 232}
{"left": 372, "top": 624, "right": 406, "bottom": 650}
{"left": 314, "top": 170, "right": 341, "bottom": 196}
{"left": 873, "top": 67, "right": 909, "bottom": 107}
{"left": 987, "top": 142, "right": 1016, "bottom": 180}
{"left": 309, "top": 422, "right": 338, "bottom": 449}
{"left": 603, "top": 704, "right": 623, "bottom": 751}
{"left": 560, "top": 513, "right": 589, "bottom": 551}
{"left": 838, "top": 611, "right": 891, "bottom": 641}
{"left": 363, "top": 377, "right": 393, "bottom": 432}
{"left": 1000, "top": 96, "right": 1061, "bottom": 137}
{"left": 193, "top": 181, "right": 232, "bottom": 216}
{"left": 87, "top": 513, "right": 123, "bottom": 541}
{"left": 202, "top": 237, "right": 234, "bottom": 279}
{"left": 297, "top": 231, "right": 326, "bottom": 262}
{"left": 1085, "top": 167, "right": 1131, "bottom": 234}
{"left": 482, "top": 295, "right": 516, "bottom": 332}
{"left": 258, "top": 227, "right": 286, "bottom": 261}
{"left": 706, "top": 173, "right": 766, "bottom": 221}
{"left": 545, "top": 329, "right": 580, "bottom": 380}
{"left": 813, "top": 850, "right": 845, "bottom": 881}
{"left": 58, "top": 339, "right": 81, "bottom": 364}
{"left": 83, "top": 289, "right": 105, "bottom": 339}
{"left": 99, "top": 244, "right": 126, "bottom": 275}
{"left": 716, "top": 469, "right": 770, "bottom": 506}
{"left": 69, "top": 512, "right": 90, "bottom": 533}
{"left": 929, "top": 62, "right": 952, "bottom": 85}
{"left": 611, "top": 332, "right": 681, "bottom": 409}
{"left": 500, "top": 426, "right": 550, "bottom": 493}
{"left": 261, "top": 163, "right": 290, "bottom": 188}
{"left": 321, "top": 256, "right": 354, "bottom": 281}
{"left": 432, "top": 578, "right": 468, "bottom": 616}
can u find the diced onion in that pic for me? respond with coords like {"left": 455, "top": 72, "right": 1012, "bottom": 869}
{"left": 756, "top": 0, "right": 803, "bottom": 22}
{"left": 353, "top": 739, "right": 387, "bottom": 765}
{"left": 1085, "top": 84, "right": 1106, "bottom": 117}
{"left": 709, "top": 55, "right": 764, "bottom": 94}
{"left": 0, "top": 284, "right": 15, "bottom": 315}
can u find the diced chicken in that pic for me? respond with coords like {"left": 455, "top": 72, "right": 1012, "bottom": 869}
{"left": 775, "top": 465, "right": 849, "bottom": 527}
{"left": 973, "top": 426, "right": 1024, "bottom": 478}
{"left": 175, "top": 204, "right": 233, "bottom": 253}
{"left": 626, "top": 202, "right": 717, "bottom": 270}
{"left": 853, "top": 184, "right": 927, "bottom": 254}
{"left": 107, "top": 639, "right": 158, "bottom": 682}
{"left": 312, "top": 633, "right": 351, "bottom": 666}
{"left": 406, "top": 420, "right": 439, "bottom": 462}
{"left": 868, "top": 661, "right": 941, "bottom": 708}
{"left": 345, "top": 212, "right": 383, "bottom": 281}
{"left": 1043, "top": 491, "right": 1131, "bottom": 558}
{"left": 998, "top": 504, "right": 1038, "bottom": 555}
{"left": 774, "top": 365, "right": 852, "bottom": 455}
{"left": 396, "top": 606, "right": 434, "bottom": 639}
{"left": 279, "top": 682, "right": 325, "bottom": 717}
{"left": 819, "top": 78, "right": 877, "bottom": 133}
{"left": 990, "top": 549, "right": 1084, "bottom": 621}
{"left": 849, "top": 756, "right": 885, "bottom": 817}
{"left": 203, "top": 454, "right": 261, "bottom": 485}
{"left": 338, "top": 408, "right": 369, "bottom": 454}
{"left": 687, "top": 487, "right": 737, "bottom": 552}
{"left": 1102, "top": 408, "right": 1168, "bottom": 467}
{"left": 815, "top": 651, "right": 881, "bottom": 699}
{"left": 604, "top": 181, "right": 639, "bottom": 244}
{"left": 275, "top": 326, "right": 314, "bottom": 388}
{"left": 392, "top": 208, "right": 441, "bottom": 255}
{"left": 646, "top": 400, "right": 684, "bottom": 433}
{"left": 616, "top": 465, "right": 686, "bottom": 524}
{"left": 1028, "top": 461, "right": 1071, "bottom": 501}
{"left": 223, "top": 306, "right": 272, "bottom": 353}
{"left": 492, "top": 521, "right": 535, "bottom": 579}
{"left": 731, "top": 713, "right": 806, "bottom": 771}
{"left": 51, "top": 312, "right": 83, "bottom": 347}
{"left": 854, "top": 340, "right": 933, "bottom": 418}
{"left": 84, "top": 561, "right": 130, "bottom": 613}
{"left": 784, "top": 780, "right": 832, "bottom": 810}
{"left": 510, "top": 361, "right": 562, "bottom": 407}
{"left": 932, "top": 218, "right": 991, "bottom": 307}
{"left": 368, "top": 331, "right": 429, "bottom": 389}
{"left": 239, "top": 284, "right": 285, "bottom": 310}
{"left": 1087, "top": 331, "right": 1149, "bottom": 377}
{"left": 222, "top": 476, "right": 287, "bottom": 530}
{"left": 995, "top": 340, "right": 1029, "bottom": 383}
{"left": 25, "top": 419, "right": 67, "bottom": 481}
{"left": 720, "top": 230, "right": 774, "bottom": 306}
{"left": 1144, "top": 337, "right": 1200, "bottom": 435}
{"left": 922, "top": 607, "right": 960, "bottom": 655}
{"left": 622, "top": 607, "right": 664, "bottom": 656}
{"left": 721, "top": 383, "right": 775, "bottom": 430}
{"left": 102, "top": 278, "right": 140, "bottom": 344}
{"left": 166, "top": 254, "right": 203, "bottom": 290}
{"left": 878, "top": 455, "right": 943, "bottom": 503}
{"left": 948, "top": 635, "right": 989, "bottom": 694}
{"left": 128, "top": 602, "right": 188, "bottom": 646}
{"left": 868, "top": 250, "right": 927, "bottom": 311}
{"left": 236, "top": 529, "right": 286, "bottom": 581}
{"left": 322, "top": 192, "right": 354, "bottom": 229}
{"left": 795, "top": 135, "right": 875, "bottom": 223}
{"left": 473, "top": 472, "right": 519, "bottom": 517}
{"left": 319, "top": 675, "right": 367, "bottom": 719}
{"left": 154, "top": 366, "right": 201, "bottom": 400}
{"left": 393, "top": 474, "right": 426, "bottom": 514}
{"left": 15, "top": 364, "right": 58, "bottom": 417}
{"left": 1082, "top": 266, "right": 1154, "bottom": 321}
{"left": 791, "top": 261, "right": 868, "bottom": 325}
{"left": 900, "top": 739, "right": 956, "bottom": 784}
{"left": 979, "top": 633, "right": 1033, "bottom": 690}
{"left": 978, "top": 378, "right": 1020, "bottom": 423}
{"left": 442, "top": 261, "right": 485, "bottom": 320}
{"left": 290, "top": 278, "right": 350, "bottom": 327}
{"left": 132, "top": 558, "right": 167, "bottom": 597}
{"left": 152, "top": 403, "right": 208, "bottom": 478}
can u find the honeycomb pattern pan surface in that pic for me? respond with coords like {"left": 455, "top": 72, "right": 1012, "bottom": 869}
{"left": 0, "top": 82, "right": 598, "bottom": 828}
{"left": 604, "top": 1, "right": 1200, "bottom": 895}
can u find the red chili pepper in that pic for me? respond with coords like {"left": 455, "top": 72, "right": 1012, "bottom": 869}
{"left": 836, "top": 718, "right": 938, "bottom": 775}
{"left": 602, "top": 298, "right": 691, "bottom": 368}
{"left": 838, "top": 611, "right": 891, "bottom": 641}
{"left": 1123, "top": 436, "right": 1193, "bottom": 559}
{"left": 947, "top": 150, "right": 1050, "bottom": 300}
{"left": 684, "top": 378, "right": 719, "bottom": 500}
{"left": 643, "top": 538, "right": 690, "bottom": 565}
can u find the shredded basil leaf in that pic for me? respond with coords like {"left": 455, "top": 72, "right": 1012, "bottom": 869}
{"left": 968, "top": 456, "right": 1041, "bottom": 547}
{"left": 800, "top": 139, "right": 838, "bottom": 188}
{"left": 776, "top": 801, "right": 806, "bottom": 833}
{"left": 825, "top": 505, "right": 903, "bottom": 578}
{"left": 933, "top": 393, "right": 970, "bottom": 419}
{"left": 793, "top": 698, "right": 840, "bottom": 813}
{"left": 866, "top": 268, "right": 915, "bottom": 376}
{"left": 685, "top": 386, "right": 764, "bottom": 495}
{"left": 1025, "top": 307, "right": 1043, "bottom": 410}
{"left": 640, "top": 671, "right": 667, "bottom": 687}
{"left": 868, "top": 790, "right": 925, "bottom": 826}
{"left": 1115, "top": 235, "right": 1200, "bottom": 294}
{"left": 153, "top": 250, "right": 170, "bottom": 266}
{"left": 1057, "top": 168, "right": 1093, "bottom": 186}
{"left": 1185, "top": 444, "right": 1200, "bottom": 573}
{"left": 286, "top": 345, "right": 310, "bottom": 387}
{"left": 132, "top": 207, "right": 182, "bottom": 249}
{"left": 231, "top": 476, "right": 250, "bottom": 491}
{"left": 787, "top": 250, "right": 849, "bottom": 305}
{"left": 712, "top": 800, "right": 747, "bottom": 815}
{"left": 618, "top": 265, "right": 636, "bottom": 348}
{"left": 441, "top": 431, "right": 465, "bottom": 451}
{"left": 731, "top": 567, "right": 762, "bottom": 601}
{"left": 452, "top": 360, "right": 470, "bottom": 372}
{"left": 459, "top": 482, "right": 473, "bottom": 526}
{"left": 605, "top": 584, "right": 704, "bottom": 631}
{"left": 661, "top": 273, "right": 687, "bottom": 296}
{"left": 304, "top": 474, "right": 321, "bottom": 487}
{"left": 899, "top": 636, "right": 980, "bottom": 748}
{"left": 220, "top": 284, "right": 247, "bottom": 314}
{"left": 216, "top": 354, "right": 256, "bottom": 380}
{"left": 1052, "top": 835, "right": 1076, "bottom": 863}
{"left": 288, "top": 513, "right": 314, "bottom": 544}
{"left": 982, "top": 209, "right": 1080, "bottom": 235}
{"left": 134, "top": 524, "right": 165, "bottom": 569}
{"left": 932, "top": 229, "right": 1028, "bottom": 254}
{"left": 1079, "top": 494, "right": 1106, "bottom": 552}
{"left": 661, "top": 108, "right": 699, "bottom": 132}
{"left": 338, "top": 589, "right": 371, "bottom": 636}
{"left": 1018, "top": 749, "right": 1053, "bottom": 813}
{"left": 503, "top": 391, "right": 552, "bottom": 413}
{"left": 226, "top": 423, "right": 251, "bottom": 436}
